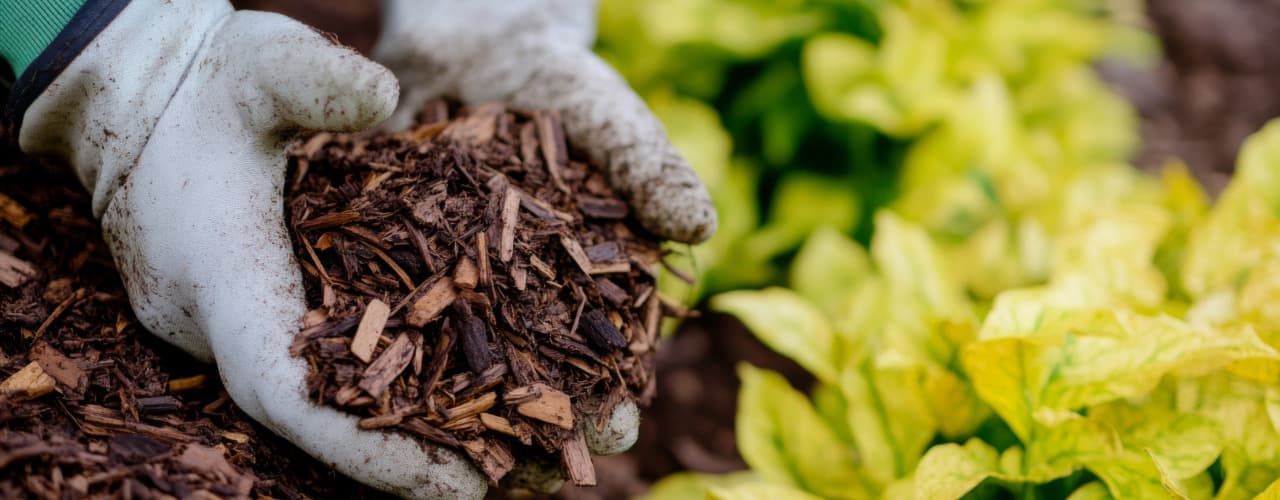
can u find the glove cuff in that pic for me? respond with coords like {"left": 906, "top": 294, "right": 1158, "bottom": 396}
{"left": 3, "top": 0, "right": 128, "bottom": 132}
{"left": 16, "top": 0, "right": 232, "bottom": 218}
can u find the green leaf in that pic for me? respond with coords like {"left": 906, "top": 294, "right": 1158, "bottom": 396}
{"left": 708, "top": 482, "right": 826, "bottom": 500}
{"left": 871, "top": 211, "right": 969, "bottom": 318}
{"left": 643, "top": 471, "right": 759, "bottom": 500}
{"left": 1256, "top": 478, "right": 1280, "bottom": 500}
{"left": 790, "top": 226, "right": 871, "bottom": 316}
{"left": 1066, "top": 482, "right": 1113, "bottom": 500}
{"left": 1176, "top": 374, "right": 1280, "bottom": 499}
{"left": 963, "top": 295, "right": 1280, "bottom": 441}
{"left": 1081, "top": 401, "right": 1222, "bottom": 499}
{"left": 913, "top": 439, "right": 1000, "bottom": 499}
{"left": 713, "top": 289, "right": 840, "bottom": 382}
{"left": 735, "top": 365, "right": 871, "bottom": 498}
{"left": 841, "top": 359, "right": 936, "bottom": 486}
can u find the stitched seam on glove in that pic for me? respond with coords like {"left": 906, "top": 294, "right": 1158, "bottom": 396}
{"left": 3, "top": 0, "right": 130, "bottom": 131}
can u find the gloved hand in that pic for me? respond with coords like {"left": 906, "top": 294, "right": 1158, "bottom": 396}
{"left": 15, "top": 1, "right": 635, "bottom": 498}
{"left": 374, "top": 0, "right": 718, "bottom": 245}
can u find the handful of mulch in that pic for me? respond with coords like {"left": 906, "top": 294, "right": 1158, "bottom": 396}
{"left": 285, "top": 101, "right": 674, "bottom": 487}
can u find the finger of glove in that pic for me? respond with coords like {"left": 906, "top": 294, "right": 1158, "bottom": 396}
{"left": 221, "top": 12, "right": 399, "bottom": 134}
{"left": 452, "top": 39, "right": 718, "bottom": 243}
{"left": 583, "top": 398, "right": 639, "bottom": 456}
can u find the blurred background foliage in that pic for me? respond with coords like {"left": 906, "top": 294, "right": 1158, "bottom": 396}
{"left": 596, "top": 0, "right": 1158, "bottom": 305}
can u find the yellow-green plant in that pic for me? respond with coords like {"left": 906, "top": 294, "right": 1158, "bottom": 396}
{"left": 596, "top": 0, "right": 1155, "bottom": 304}
{"left": 647, "top": 121, "right": 1280, "bottom": 500}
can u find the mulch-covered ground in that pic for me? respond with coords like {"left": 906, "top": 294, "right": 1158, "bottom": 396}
{"left": 2, "top": 0, "right": 1278, "bottom": 497}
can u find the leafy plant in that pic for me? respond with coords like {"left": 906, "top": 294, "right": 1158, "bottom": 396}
{"left": 596, "top": 0, "right": 1155, "bottom": 305}
{"left": 648, "top": 119, "right": 1280, "bottom": 500}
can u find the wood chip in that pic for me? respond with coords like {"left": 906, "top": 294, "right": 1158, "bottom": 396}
{"left": 512, "top": 265, "right": 528, "bottom": 291}
{"left": 296, "top": 210, "right": 360, "bottom": 231}
{"left": 358, "top": 333, "right": 415, "bottom": 398}
{"left": 358, "top": 413, "right": 404, "bottom": 430}
{"left": 350, "top": 299, "right": 391, "bottom": 363}
{"left": 535, "top": 110, "right": 570, "bottom": 193}
{"left": 0, "top": 193, "right": 32, "bottom": 228}
{"left": 412, "top": 333, "right": 425, "bottom": 375}
{"left": 529, "top": 255, "right": 556, "bottom": 280}
{"left": 0, "top": 250, "right": 35, "bottom": 288}
{"left": 406, "top": 278, "right": 457, "bottom": 327}
{"left": 168, "top": 375, "right": 207, "bottom": 393}
{"left": 444, "top": 392, "right": 496, "bottom": 423}
{"left": 443, "top": 103, "right": 501, "bottom": 144}
{"left": 498, "top": 187, "right": 521, "bottom": 263}
{"left": 580, "top": 309, "right": 627, "bottom": 353}
{"left": 30, "top": 341, "right": 85, "bottom": 392}
{"left": 577, "top": 196, "right": 628, "bottom": 220}
{"left": 400, "top": 418, "right": 459, "bottom": 448}
{"left": 560, "top": 235, "right": 595, "bottom": 276}
{"left": 476, "top": 233, "right": 492, "bottom": 287}
{"left": 462, "top": 438, "right": 515, "bottom": 486}
{"left": 595, "top": 278, "right": 629, "bottom": 307}
{"left": 453, "top": 255, "right": 479, "bottom": 289}
{"left": 508, "top": 383, "right": 574, "bottom": 430}
{"left": 561, "top": 430, "right": 597, "bottom": 486}
{"left": 479, "top": 413, "right": 518, "bottom": 437}
{"left": 0, "top": 361, "right": 55, "bottom": 400}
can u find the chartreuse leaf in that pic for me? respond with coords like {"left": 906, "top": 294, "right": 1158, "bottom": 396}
{"left": 789, "top": 226, "right": 871, "bottom": 316}
{"left": 1176, "top": 373, "right": 1280, "bottom": 500}
{"left": 1067, "top": 482, "right": 1113, "bottom": 500}
{"left": 1257, "top": 479, "right": 1280, "bottom": 500}
{"left": 913, "top": 439, "right": 1000, "bottom": 499}
{"left": 708, "top": 482, "right": 825, "bottom": 500}
{"left": 1050, "top": 204, "right": 1172, "bottom": 308}
{"left": 1182, "top": 121, "right": 1280, "bottom": 299}
{"left": 1083, "top": 400, "right": 1222, "bottom": 499}
{"left": 912, "top": 418, "right": 1115, "bottom": 499}
{"left": 871, "top": 211, "right": 968, "bottom": 318}
{"left": 964, "top": 292, "right": 1280, "bottom": 442}
{"left": 922, "top": 362, "right": 990, "bottom": 440}
{"left": 642, "top": 471, "right": 758, "bottom": 500}
{"left": 713, "top": 289, "right": 840, "bottom": 383}
{"left": 841, "top": 357, "right": 936, "bottom": 487}
{"left": 735, "top": 365, "right": 873, "bottom": 498}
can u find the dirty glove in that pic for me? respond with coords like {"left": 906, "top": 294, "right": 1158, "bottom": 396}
{"left": 10, "top": 1, "right": 628, "bottom": 498}
{"left": 375, "top": 0, "right": 718, "bottom": 245}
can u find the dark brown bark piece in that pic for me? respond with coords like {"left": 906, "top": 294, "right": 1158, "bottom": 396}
{"left": 450, "top": 300, "right": 493, "bottom": 374}
{"left": 578, "top": 196, "right": 629, "bottom": 220}
{"left": 580, "top": 309, "right": 627, "bottom": 353}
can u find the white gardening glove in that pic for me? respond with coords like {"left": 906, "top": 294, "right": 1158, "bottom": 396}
{"left": 374, "top": 0, "right": 718, "bottom": 245}
{"left": 14, "top": 1, "right": 643, "bottom": 498}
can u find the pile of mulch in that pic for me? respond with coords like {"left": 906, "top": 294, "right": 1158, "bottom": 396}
{"left": 0, "top": 143, "right": 391, "bottom": 498}
{"left": 286, "top": 101, "right": 667, "bottom": 487}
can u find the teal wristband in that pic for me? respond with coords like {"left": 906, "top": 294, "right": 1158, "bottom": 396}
{"left": 0, "top": 0, "right": 89, "bottom": 77}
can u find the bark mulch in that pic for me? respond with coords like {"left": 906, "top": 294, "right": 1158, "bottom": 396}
{"left": 285, "top": 101, "right": 668, "bottom": 488}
